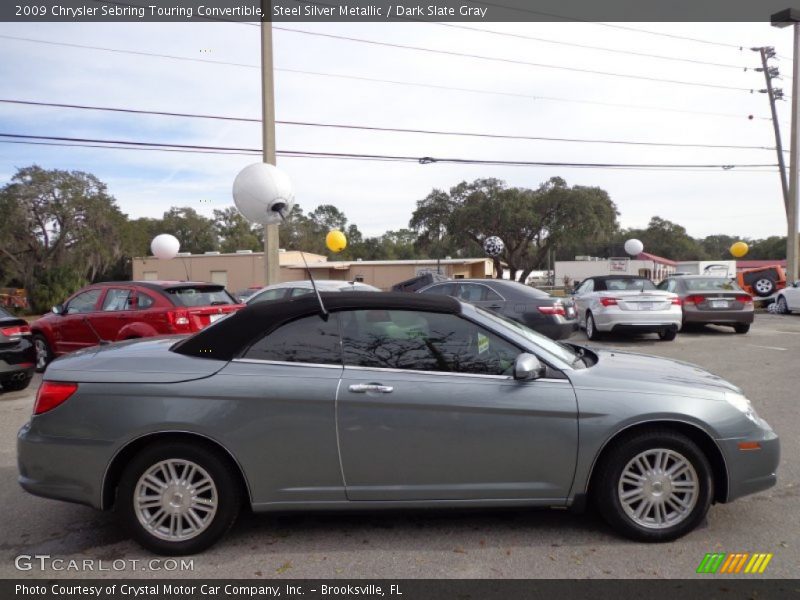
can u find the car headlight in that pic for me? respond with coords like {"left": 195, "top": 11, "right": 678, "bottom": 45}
{"left": 725, "top": 392, "right": 760, "bottom": 424}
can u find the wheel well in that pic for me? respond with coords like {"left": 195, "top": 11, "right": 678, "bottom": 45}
{"left": 102, "top": 432, "right": 251, "bottom": 510}
{"left": 586, "top": 421, "right": 729, "bottom": 505}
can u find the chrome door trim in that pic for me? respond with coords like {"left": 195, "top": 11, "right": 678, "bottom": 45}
{"left": 232, "top": 358, "right": 343, "bottom": 369}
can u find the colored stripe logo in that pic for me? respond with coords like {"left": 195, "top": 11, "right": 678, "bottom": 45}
{"left": 697, "top": 553, "right": 773, "bottom": 574}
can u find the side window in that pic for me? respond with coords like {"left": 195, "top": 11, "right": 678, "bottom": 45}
{"left": 137, "top": 292, "right": 155, "bottom": 309}
{"left": 101, "top": 288, "right": 132, "bottom": 311}
{"left": 658, "top": 279, "right": 676, "bottom": 293}
{"left": 341, "top": 310, "right": 520, "bottom": 376}
{"left": 577, "top": 280, "right": 593, "bottom": 294}
{"left": 243, "top": 314, "right": 341, "bottom": 365}
{"left": 456, "top": 283, "right": 484, "bottom": 302}
{"left": 249, "top": 288, "right": 287, "bottom": 304}
{"left": 422, "top": 283, "right": 455, "bottom": 296}
{"left": 65, "top": 289, "right": 102, "bottom": 314}
{"left": 290, "top": 287, "right": 314, "bottom": 297}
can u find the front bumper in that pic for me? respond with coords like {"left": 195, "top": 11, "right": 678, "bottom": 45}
{"left": 17, "top": 420, "right": 111, "bottom": 509}
{"left": 718, "top": 425, "right": 780, "bottom": 502}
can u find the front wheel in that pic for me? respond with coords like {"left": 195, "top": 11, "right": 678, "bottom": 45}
{"left": 593, "top": 430, "right": 713, "bottom": 542}
{"left": 117, "top": 442, "right": 242, "bottom": 555}
{"left": 33, "top": 334, "right": 52, "bottom": 373}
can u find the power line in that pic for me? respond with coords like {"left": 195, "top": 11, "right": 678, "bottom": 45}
{"left": 0, "top": 34, "right": 772, "bottom": 122}
{"left": 0, "top": 133, "right": 779, "bottom": 170}
{"left": 272, "top": 26, "right": 756, "bottom": 92}
{"left": 429, "top": 23, "right": 753, "bottom": 70}
{"left": 0, "top": 98, "right": 780, "bottom": 151}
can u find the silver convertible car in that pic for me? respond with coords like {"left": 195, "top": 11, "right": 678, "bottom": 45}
{"left": 18, "top": 293, "right": 778, "bottom": 555}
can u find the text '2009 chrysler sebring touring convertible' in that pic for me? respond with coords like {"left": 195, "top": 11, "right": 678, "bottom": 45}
{"left": 18, "top": 293, "right": 778, "bottom": 555}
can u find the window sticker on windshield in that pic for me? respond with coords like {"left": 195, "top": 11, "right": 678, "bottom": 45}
{"left": 477, "top": 333, "right": 490, "bottom": 354}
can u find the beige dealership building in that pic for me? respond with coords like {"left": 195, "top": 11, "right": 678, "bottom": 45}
{"left": 132, "top": 251, "right": 496, "bottom": 291}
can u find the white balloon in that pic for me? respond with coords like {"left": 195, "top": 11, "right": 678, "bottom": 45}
{"left": 150, "top": 234, "right": 180, "bottom": 260}
{"left": 232, "top": 163, "right": 295, "bottom": 225}
{"left": 624, "top": 238, "right": 644, "bottom": 256}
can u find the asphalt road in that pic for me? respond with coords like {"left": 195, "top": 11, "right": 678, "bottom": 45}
{"left": 1, "top": 314, "right": 798, "bottom": 579}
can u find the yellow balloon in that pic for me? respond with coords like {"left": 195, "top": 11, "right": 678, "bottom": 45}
{"left": 326, "top": 230, "right": 347, "bottom": 253}
{"left": 730, "top": 241, "right": 749, "bottom": 258}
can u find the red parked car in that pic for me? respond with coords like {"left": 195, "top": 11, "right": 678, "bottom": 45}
{"left": 31, "top": 281, "right": 244, "bottom": 372}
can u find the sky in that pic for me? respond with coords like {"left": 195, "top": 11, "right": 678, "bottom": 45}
{"left": 0, "top": 20, "right": 796, "bottom": 241}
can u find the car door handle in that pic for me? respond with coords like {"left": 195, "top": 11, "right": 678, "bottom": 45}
{"left": 348, "top": 384, "right": 394, "bottom": 394}
{"left": 487, "top": 304, "right": 502, "bottom": 310}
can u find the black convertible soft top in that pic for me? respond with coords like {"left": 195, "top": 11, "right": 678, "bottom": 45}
{"left": 173, "top": 291, "right": 461, "bottom": 360}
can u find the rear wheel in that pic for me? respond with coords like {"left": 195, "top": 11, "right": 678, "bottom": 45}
{"left": 753, "top": 277, "right": 775, "bottom": 297}
{"left": 593, "top": 430, "right": 713, "bottom": 542}
{"left": 33, "top": 334, "right": 52, "bottom": 373}
{"left": 658, "top": 329, "right": 677, "bottom": 341}
{"left": 776, "top": 296, "right": 790, "bottom": 314}
{"left": 117, "top": 442, "right": 242, "bottom": 555}
{"left": 585, "top": 312, "right": 602, "bottom": 341}
{"left": 733, "top": 323, "right": 750, "bottom": 334}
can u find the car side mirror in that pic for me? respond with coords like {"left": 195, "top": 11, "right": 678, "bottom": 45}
{"left": 514, "top": 352, "right": 546, "bottom": 381}
{"left": 52, "top": 304, "right": 63, "bottom": 315}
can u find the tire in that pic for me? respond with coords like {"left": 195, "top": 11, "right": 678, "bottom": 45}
{"left": 776, "top": 296, "right": 790, "bottom": 314}
{"left": 658, "top": 329, "right": 677, "bottom": 341}
{"left": 593, "top": 430, "right": 713, "bottom": 542}
{"left": 753, "top": 277, "right": 775, "bottom": 297}
{"left": 733, "top": 323, "right": 750, "bottom": 334}
{"left": 33, "top": 334, "right": 52, "bottom": 373}
{"left": 586, "top": 312, "right": 602, "bottom": 341}
{"left": 1, "top": 373, "right": 32, "bottom": 392}
{"left": 117, "top": 442, "right": 242, "bottom": 555}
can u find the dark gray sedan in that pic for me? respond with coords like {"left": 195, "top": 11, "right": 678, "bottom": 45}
{"left": 18, "top": 293, "right": 778, "bottom": 555}
{"left": 417, "top": 278, "right": 577, "bottom": 340}
{"left": 657, "top": 275, "right": 754, "bottom": 333}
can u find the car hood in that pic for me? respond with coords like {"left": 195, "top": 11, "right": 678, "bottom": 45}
{"left": 567, "top": 347, "right": 741, "bottom": 399}
{"left": 44, "top": 336, "right": 226, "bottom": 383}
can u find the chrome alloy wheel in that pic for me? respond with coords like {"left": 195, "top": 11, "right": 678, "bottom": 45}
{"left": 34, "top": 338, "right": 48, "bottom": 370}
{"left": 134, "top": 459, "right": 218, "bottom": 542}
{"left": 617, "top": 448, "right": 699, "bottom": 529}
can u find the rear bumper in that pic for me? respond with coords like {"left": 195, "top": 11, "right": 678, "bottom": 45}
{"left": 0, "top": 338, "right": 36, "bottom": 374}
{"left": 594, "top": 310, "right": 682, "bottom": 333}
{"left": 683, "top": 308, "right": 754, "bottom": 325}
{"left": 719, "top": 426, "right": 780, "bottom": 503}
{"left": 17, "top": 421, "right": 110, "bottom": 509}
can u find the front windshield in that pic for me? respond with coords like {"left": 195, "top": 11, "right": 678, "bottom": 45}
{"left": 474, "top": 306, "right": 581, "bottom": 367}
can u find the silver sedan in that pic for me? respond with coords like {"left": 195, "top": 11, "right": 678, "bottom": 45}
{"left": 573, "top": 275, "right": 682, "bottom": 341}
{"left": 18, "top": 292, "right": 778, "bottom": 555}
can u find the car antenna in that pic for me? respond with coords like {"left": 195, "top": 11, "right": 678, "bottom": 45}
{"left": 271, "top": 204, "right": 329, "bottom": 320}
{"left": 82, "top": 317, "right": 110, "bottom": 345}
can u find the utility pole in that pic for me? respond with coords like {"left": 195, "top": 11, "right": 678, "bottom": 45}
{"left": 754, "top": 46, "right": 789, "bottom": 216}
{"left": 773, "top": 10, "right": 800, "bottom": 282}
{"left": 261, "top": 1, "right": 280, "bottom": 285}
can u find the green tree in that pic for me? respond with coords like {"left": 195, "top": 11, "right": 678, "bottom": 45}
{"left": 410, "top": 177, "right": 619, "bottom": 281}
{"left": 0, "top": 165, "right": 127, "bottom": 311}
{"left": 160, "top": 207, "right": 218, "bottom": 254}
{"left": 213, "top": 207, "right": 261, "bottom": 253}
{"left": 622, "top": 217, "right": 704, "bottom": 261}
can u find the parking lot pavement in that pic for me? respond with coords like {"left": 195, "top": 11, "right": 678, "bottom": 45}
{"left": 1, "top": 315, "right": 798, "bottom": 579}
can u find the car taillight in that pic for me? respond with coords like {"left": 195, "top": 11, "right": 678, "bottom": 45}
{"left": 34, "top": 381, "right": 78, "bottom": 415}
{"left": 684, "top": 294, "right": 705, "bottom": 305}
{"left": 599, "top": 297, "right": 618, "bottom": 307}
{"left": 167, "top": 309, "right": 191, "bottom": 330}
{"left": 1, "top": 325, "right": 31, "bottom": 337}
{"left": 736, "top": 294, "right": 753, "bottom": 304}
{"left": 671, "top": 297, "right": 682, "bottom": 305}
{"left": 538, "top": 304, "right": 566, "bottom": 316}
